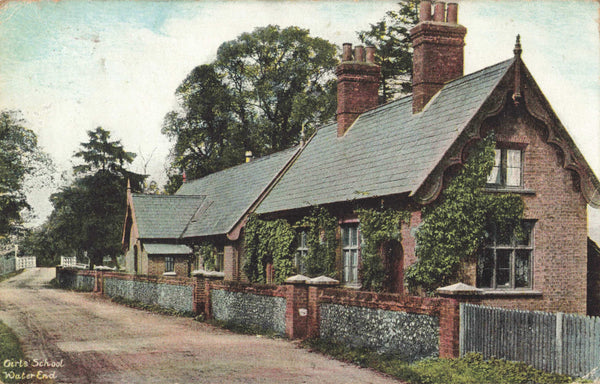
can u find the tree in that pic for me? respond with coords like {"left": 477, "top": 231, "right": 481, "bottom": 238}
{"left": 42, "top": 127, "right": 145, "bottom": 267}
{"left": 163, "top": 25, "right": 338, "bottom": 190}
{"left": 357, "top": 1, "right": 419, "bottom": 102}
{"left": 0, "top": 110, "right": 52, "bottom": 238}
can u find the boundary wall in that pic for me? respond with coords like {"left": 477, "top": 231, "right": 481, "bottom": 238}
{"left": 56, "top": 267, "right": 461, "bottom": 360}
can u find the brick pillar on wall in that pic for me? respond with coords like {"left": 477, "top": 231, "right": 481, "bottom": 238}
{"left": 193, "top": 275, "right": 206, "bottom": 315}
{"left": 438, "top": 298, "right": 460, "bottom": 358}
{"left": 437, "top": 284, "right": 483, "bottom": 358}
{"left": 284, "top": 280, "right": 309, "bottom": 339}
{"left": 204, "top": 278, "right": 213, "bottom": 319}
{"left": 307, "top": 285, "right": 321, "bottom": 339}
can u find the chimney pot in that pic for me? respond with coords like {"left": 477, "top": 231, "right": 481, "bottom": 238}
{"left": 342, "top": 43, "right": 353, "bottom": 62}
{"left": 446, "top": 3, "right": 458, "bottom": 24}
{"left": 245, "top": 151, "right": 253, "bottom": 163}
{"left": 366, "top": 46, "right": 376, "bottom": 64}
{"left": 419, "top": 1, "right": 432, "bottom": 22}
{"left": 354, "top": 45, "right": 365, "bottom": 62}
{"left": 433, "top": 1, "right": 446, "bottom": 22}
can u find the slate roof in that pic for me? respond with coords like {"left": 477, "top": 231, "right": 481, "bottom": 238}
{"left": 256, "top": 58, "right": 514, "bottom": 214}
{"left": 132, "top": 194, "right": 205, "bottom": 239}
{"left": 176, "top": 147, "right": 299, "bottom": 237}
{"left": 144, "top": 243, "right": 192, "bottom": 255}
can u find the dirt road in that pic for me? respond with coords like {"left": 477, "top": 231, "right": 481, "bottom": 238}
{"left": 0, "top": 268, "right": 399, "bottom": 383}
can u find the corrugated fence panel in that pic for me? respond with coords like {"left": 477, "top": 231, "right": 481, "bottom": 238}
{"left": 461, "top": 303, "right": 600, "bottom": 380}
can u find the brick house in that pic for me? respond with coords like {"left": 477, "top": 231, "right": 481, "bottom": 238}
{"left": 122, "top": 148, "right": 298, "bottom": 277}
{"left": 123, "top": 1, "right": 599, "bottom": 314}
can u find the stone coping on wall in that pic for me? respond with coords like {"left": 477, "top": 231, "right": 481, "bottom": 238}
{"left": 192, "top": 269, "right": 225, "bottom": 279}
{"left": 318, "top": 287, "right": 449, "bottom": 316}
{"left": 57, "top": 267, "right": 195, "bottom": 287}
{"left": 210, "top": 281, "right": 287, "bottom": 298}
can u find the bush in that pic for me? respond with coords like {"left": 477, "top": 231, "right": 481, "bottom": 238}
{"left": 302, "top": 339, "right": 576, "bottom": 384}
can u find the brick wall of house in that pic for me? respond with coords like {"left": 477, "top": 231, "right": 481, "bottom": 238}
{"left": 470, "top": 110, "right": 589, "bottom": 314}
{"left": 148, "top": 255, "right": 189, "bottom": 277}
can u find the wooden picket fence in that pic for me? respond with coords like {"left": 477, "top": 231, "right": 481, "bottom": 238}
{"left": 460, "top": 303, "right": 600, "bottom": 379}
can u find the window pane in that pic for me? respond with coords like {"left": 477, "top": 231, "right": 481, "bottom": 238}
{"left": 507, "top": 149, "right": 521, "bottom": 168}
{"left": 477, "top": 249, "right": 494, "bottom": 288}
{"left": 506, "top": 167, "right": 521, "bottom": 186}
{"left": 350, "top": 227, "right": 358, "bottom": 247}
{"left": 342, "top": 227, "right": 349, "bottom": 247}
{"left": 516, "top": 222, "right": 533, "bottom": 246}
{"left": 515, "top": 250, "right": 531, "bottom": 288}
{"left": 487, "top": 150, "right": 502, "bottom": 184}
{"left": 497, "top": 250, "right": 510, "bottom": 269}
{"left": 506, "top": 149, "right": 522, "bottom": 186}
{"left": 343, "top": 250, "right": 350, "bottom": 282}
{"left": 496, "top": 269, "right": 510, "bottom": 288}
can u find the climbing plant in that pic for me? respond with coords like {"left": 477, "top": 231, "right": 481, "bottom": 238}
{"left": 356, "top": 208, "right": 410, "bottom": 292}
{"left": 405, "top": 134, "right": 524, "bottom": 293}
{"left": 242, "top": 214, "right": 296, "bottom": 284}
{"left": 198, "top": 242, "right": 216, "bottom": 271}
{"left": 295, "top": 206, "right": 338, "bottom": 277}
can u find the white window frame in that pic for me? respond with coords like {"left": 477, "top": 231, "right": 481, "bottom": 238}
{"left": 165, "top": 256, "right": 174, "bottom": 273}
{"left": 341, "top": 224, "right": 361, "bottom": 285}
{"left": 295, "top": 230, "right": 308, "bottom": 274}
{"left": 487, "top": 148, "right": 523, "bottom": 188}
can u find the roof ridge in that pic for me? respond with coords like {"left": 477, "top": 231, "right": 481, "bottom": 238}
{"left": 132, "top": 193, "right": 205, "bottom": 199}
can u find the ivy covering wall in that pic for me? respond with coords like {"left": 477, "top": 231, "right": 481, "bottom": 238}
{"left": 357, "top": 208, "right": 410, "bottom": 292}
{"left": 405, "top": 135, "right": 524, "bottom": 293}
{"left": 242, "top": 214, "right": 296, "bottom": 284}
{"left": 295, "top": 206, "right": 338, "bottom": 278}
{"left": 198, "top": 242, "right": 217, "bottom": 271}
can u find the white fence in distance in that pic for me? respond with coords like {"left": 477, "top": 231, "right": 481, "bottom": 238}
{"left": 60, "top": 256, "right": 89, "bottom": 269}
{"left": 15, "top": 256, "right": 36, "bottom": 270}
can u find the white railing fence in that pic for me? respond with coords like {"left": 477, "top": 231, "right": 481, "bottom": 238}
{"left": 15, "top": 256, "right": 36, "bottom": 270}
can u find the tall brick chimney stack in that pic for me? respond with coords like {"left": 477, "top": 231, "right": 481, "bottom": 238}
{"left": 336, "top": 44, "right": 381, "bottom": 137}
{"left": 410, "top": 1, "right": 466, "bottom": 113}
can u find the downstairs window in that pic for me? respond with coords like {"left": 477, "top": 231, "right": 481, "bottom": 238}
{"left": 477, "top": 221, "right": 534, "bottom": 289}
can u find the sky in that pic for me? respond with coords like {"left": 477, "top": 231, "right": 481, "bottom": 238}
{"left": 0, "top": 0, "right": 599, "bottom": 236}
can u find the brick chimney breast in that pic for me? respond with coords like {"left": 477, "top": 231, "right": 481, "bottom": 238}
{"left": 411, "top": 1, "right": 467, "bottom": 114}
{"left": 336, "top": 44, "right": 381, "bottom": 137}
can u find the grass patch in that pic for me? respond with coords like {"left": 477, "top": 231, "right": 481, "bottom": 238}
{"left": 302, "top": 338, "right": 578, "bottom": 384}
{"left": 110, "top": 296, "right": 194, "bottom": 317}
{"left": 0, "top": 320, "right": 27, "bottom": 383}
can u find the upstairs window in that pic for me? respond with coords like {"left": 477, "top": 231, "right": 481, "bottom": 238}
{"left": 477, "top": 221, "right": 534, "bottom": 290}
{"left": 295, "top": 230, "right": 308, "bottom": 274}
{"left": 342, "top": 224, "right": 361, "bottom": 285}
{"left": 487, "top": 148, "right": 523, "bottom": 188}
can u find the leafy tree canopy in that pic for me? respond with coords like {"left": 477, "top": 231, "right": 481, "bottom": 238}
{"left": 162, "top": 25, "right": 338, "bottom": 192}
{"left": 357, "top": 0, "right": 419, "bottom": 102}
{"left": 32, "top": 127, "right": 145, "bottom": 268}
{"left": 0, "top": 110, "right": 52, "bottom": 238}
